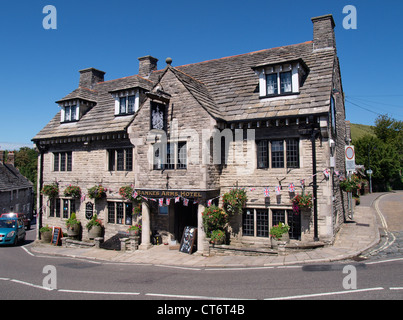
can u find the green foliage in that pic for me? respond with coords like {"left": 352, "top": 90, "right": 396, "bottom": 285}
{"left": 88, "top": 185, "right": 108, "bottom": 199}
{"left": 354, "top": 115, "right": 402, "bottom": 191}
{"left": 222, "top": 188, "right": 247, "bottom": 215}
{"left": 202, "top": 205, "right": 228, "bottom": 234}
{"left": 39, "top": 225, "right": 52, "bottom": 233}
{"left": 64, "top": 185, "right": 81, "bottom": 198}
{"left": 85, "top": 214, "right": 102, "bottom": 230}
{"left": 269, "top": 222, "right": 290, "bottom": 240}
{"left": 210, "top": 229, "right": 226, "bottom": 244}
{"left": 41, "top": 184, "right": 59, "bottom": 199}
{"left": 66, "top": 212, "right": 81, "bottom": 228}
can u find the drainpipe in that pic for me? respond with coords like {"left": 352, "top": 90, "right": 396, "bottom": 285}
{"left": 311, "top": 128, "right": 320, "bottom": 242}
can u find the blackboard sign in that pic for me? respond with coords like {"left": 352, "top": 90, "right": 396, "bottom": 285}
{"left": 85, "top": 202, "right": 94, "bottom": 220}
{"left": 51, "top": 227, "right": 62, "bottom": 246}
{"left": 179, "top": 226, "right": 197, "bottom": 254}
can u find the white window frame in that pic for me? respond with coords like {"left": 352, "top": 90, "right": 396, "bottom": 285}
{"left": 113, "top": 89, "right": 140, "bottom": 115}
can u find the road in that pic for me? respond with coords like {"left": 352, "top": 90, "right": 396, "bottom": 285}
{"left": 0, "top": 192, "right": 402, "bottom": 304}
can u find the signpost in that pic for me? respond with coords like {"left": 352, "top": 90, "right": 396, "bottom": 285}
{"left": 345, "top": 146, "right": 356, "bottom": 219}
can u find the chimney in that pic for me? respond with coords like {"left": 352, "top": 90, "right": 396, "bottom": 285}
{"left": 138, "top": 55, "right": 158, "bottom": 78}
{"left": 0, "top": 150, "right": 4, "bottom": 163}
{"left": 6, "top": 151, "right": 15, "bottom": 166}
{"left": 311, "top": 14, "right": 336, "bottom": 51}
{"left": 79, "top": 68, "right": 106, "bottom": 89}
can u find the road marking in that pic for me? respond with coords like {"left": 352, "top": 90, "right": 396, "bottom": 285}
{"left": 154, "top": 264, "right": 202, "bottom": 271}
{"left": 21, "top": 246, "right": 35, "bottom": 257}
{"left": 265, "top": 287, "right": 384, "bottom": 300}
{"left": 390, "top": 287, "right": 403, "bottom": 290}
{"left": 145, "top": 292, "right": 253, "bottom": 300}
{"left": 10, "top": 279, "right": 54, "bottom": 291}
{"left": 205, "top": 266, "right": 275, "bottom": 271}
{"left": 365, "top": 257, "right": 403, "bottom": 265}
{"left": 58, "top": 289, "right": 140, "bottom": 295}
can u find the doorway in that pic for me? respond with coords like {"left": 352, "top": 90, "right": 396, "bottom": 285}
{"left": 174, "top": 200, "right": 198, "bottom": 243}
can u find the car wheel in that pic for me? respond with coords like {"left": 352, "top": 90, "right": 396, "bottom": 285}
{"left": 13, "top": 236, "right": 18, "bottom": 246}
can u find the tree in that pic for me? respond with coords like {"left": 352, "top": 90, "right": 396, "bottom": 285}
{"left": 354, "top": 115, "right": 402, "bottom": 191}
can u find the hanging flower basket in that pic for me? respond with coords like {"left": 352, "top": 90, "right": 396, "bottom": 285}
{"left": 222, "top": 188, "right": 247, "bottom": 215}
{"left": 88, "top": 184, "right": 108, "bottom": 200}
{"left": 41, "top": 184, "right": 59, "bottom": 199}
{"left": 64, "top": 185, "right": 81, "bottom": 198}
{"left": 292, "top": 192, "right": 313, "bottom": 213}
{"left": 119, "top": 185, "right": 142, "bottom": 202}
{"left": 340, "top": 174, "right": 362, "bottom": 192}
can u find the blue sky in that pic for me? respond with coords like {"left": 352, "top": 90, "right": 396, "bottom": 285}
{"left": 0, "top": 0, "right": 402, "bottom": 148}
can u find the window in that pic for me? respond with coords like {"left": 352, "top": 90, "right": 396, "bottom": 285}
{"left": 62, "top": 199, "right": 75, "bottom": 219}
{"left": 257, "top": 139, "right": 299, "bottom": 169}
{"left": 153, "top": 142, "right": 187, "bottom": 170}
{"left": 242, "top": 208, "right": 301, "bottom": 239}
{"left": 280, "top": 71, "right": 292, "bottom": 93}
{"left": 108, "top": 148, "right": 133, "bottom": 171}
{"left": 108, "top": 201, "right": 133, "bottom": 225}
{"left": 54, "top": 152, "right": 72, "bottom": 171}
{"left": 265, "top": 71, "right": 293, "bottom": 96}
{"left": 63, "top": 105, "right": 78, "bottom": 122}
{"left": 118, "top": 95, "right": 136, "bottom": 115}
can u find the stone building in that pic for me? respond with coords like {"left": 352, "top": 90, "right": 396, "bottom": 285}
{"left": 33, "top": 14, "right": 348, "bottom": 251}
{"left": 0, "top": 151, "right": 34, "bottom": 221}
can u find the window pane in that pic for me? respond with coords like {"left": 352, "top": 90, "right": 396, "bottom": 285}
{"left": 128, "top": 96, "right": 135, "bottom": 113}
{"left": 257, "top": 140, "right": 268, "bottom": 168}
{"left": 242, "top": 209, "right": 254, "bottom": 236}
{"left": 125, "top": 203, "right": 133, "bottom": 225}
{"left": 166, "top": 143, "right": 175, "bottom": 169}
{"left": 67, "top": 152, "right": 72, "bottom": 171}
{"left": 257, "top": 209, "right": 269, "bottom": 237}
{"left": 65, "top": 106, "right": 71, "bottom": 121}
{"left": 177, "top": 142, "right": 187, "bottom": 169}
{"left": 120, "top": 97, "right": 127, "bottom": 114}
{"left": 117, "top": 149, "right": 124, "bottom": 171}
{"left": 60, "top": 153, "right": 66, "bottom": 171}
{"left": 54, "top": 153, "right": 59, "bottom": 171}
{"left": 71, "top": 105, "right": 77, "bottom": 121}
{"left": 266, "top": 74, "right": 278, "bottom": 95}
{"left": 116, "top": 202, "right": 124, "bottom": 224}
{"left": 63, "top": 199, "right": 69, "bottom": 219}
{"left": 286, "top": 139, "right": 299, "bottom": 168}
{"left": 271, "top": 140, "right": 284, "bottom": 168}
{"left": 272, "top": 209, "right": 285, "bottom": 226}
{"left": 153, "top": 144, "right": 162, "bottom": 170}
{"left": 280, "top": 71, "right": 292, "bottom": 93}
{"left": 107, "top": 202, "right": 115, "bottom": 223}
{"left": 55, "top": 199, "right": 60, "bottom": 218}
{"left": 125, "top": 148, "right": 133, "bottom": 171}
{"left": 108, "top": 150, "right": 115, "bottom": 171}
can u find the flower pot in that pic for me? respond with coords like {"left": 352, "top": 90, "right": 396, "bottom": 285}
{"left": 129, "top": 229, "right": 140, "bottom": 237}
{"left": 67, "top": 224, "right": 80, "bottom": 238}
{"left": 271, "top": 233, "right": 290, "bottom": 249}
{"left": 88, "top": 225, "right": 102, "bottom": 239}
{"left": 41, "top": 231, "right": 52, "bottom": 243}
{"left": 213, "top": 238, "right": 224, "bottom": 245}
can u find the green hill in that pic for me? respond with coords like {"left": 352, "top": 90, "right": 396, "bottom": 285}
{"left": 350, "top": 123, "right": 375, "bottom": 141}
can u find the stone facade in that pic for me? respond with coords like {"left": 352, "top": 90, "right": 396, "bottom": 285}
{"left": 33, "top": 14, "right": 348, "bottom": 251}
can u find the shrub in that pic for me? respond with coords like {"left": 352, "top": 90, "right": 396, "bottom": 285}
{"left": 222, "top": 188, "right": 247, "bottom": 215}
{"left": 202, "top": 205, "right": 228, "bottom": 234}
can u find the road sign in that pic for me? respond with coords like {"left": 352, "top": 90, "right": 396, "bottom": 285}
{"left": 345, "top": 145, "right": 356, "bottom": 172}
{"left": 366, "top": 169, "right": 373, "bottom": 175}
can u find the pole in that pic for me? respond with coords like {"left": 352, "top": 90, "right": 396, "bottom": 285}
{"left": 311, "top": 129, "right": 319, "bottom": 242}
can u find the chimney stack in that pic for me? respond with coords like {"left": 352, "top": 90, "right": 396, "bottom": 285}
{"left": 138, "top": 55, "right": 158, "bottom": 78}
{"left": 311, "top": 14, "right": 336, "bottom": 51}
{"left": 79, "top": 68, "right": 106, "bottom": 89}
{"left": 6, "top": 151, "right": 15, "bottom": 166}
{"left": 0, "top": 150, "right": 4, "bottom": 163}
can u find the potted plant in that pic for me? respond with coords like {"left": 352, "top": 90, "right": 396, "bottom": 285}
{"left": 340, "top": 174, "right": 361, "bottom": 193}
{"left": 269, "top": 222, "right": 290, "bottom": 249}
{"left": 222, "top": 188, "right": 247, "bottom": 216}
{"left": 128, "top": 222, "right": 142, "bottom": 237}
{"left": 292, "top": 192, "right": 313, "bottom": 213}
{"left": 66, "top": 212, "right": 81, "bottom": 238}
{"left": 64, "top": 185, "right": 81, "bottom": 198}
{"left": 41, "top": 184, "right": 59, "bottom": 199}
{"left": 40, "top": 225, "right": 52, "bottom": 243}
{"left": 201, "top": 205, "right": 228, "bottom": 235}
{"left": 86, "top": 214, "right": 103, "bottom": 239}
{"left": 88, "top": 184, "right": 108, "bottom": 200}
{"left": 210, "top": 229, "right": 226, "bottom": 245}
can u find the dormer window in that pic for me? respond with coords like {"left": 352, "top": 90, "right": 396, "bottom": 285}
{"left": 111, "top": 88, "right": 140, "bottom": 116}
{"left": 253, "top": 59, "right": 308, "bottom": 99}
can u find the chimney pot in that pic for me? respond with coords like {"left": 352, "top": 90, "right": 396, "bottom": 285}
{"left": 138, "top": 55, "right": 158, "bottom": 78}
{"left": 6, "top": 151, "right": 15, "bottom": 166}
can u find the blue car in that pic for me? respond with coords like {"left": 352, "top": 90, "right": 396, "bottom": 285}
{"left": 0, "top": 217, "right": 26, "bottom": 246}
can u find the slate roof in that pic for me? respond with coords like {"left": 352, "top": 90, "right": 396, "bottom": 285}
{"left": 0, "top": 162, "right": 33, "bottom": 192}
{"left": 33, "top": 38, "right": 336, "bottom": 141}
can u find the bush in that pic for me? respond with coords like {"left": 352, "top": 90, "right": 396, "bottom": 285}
{"left": 202, "top": 205, "right": 228, "bottom": 234}
{"left": 210, "top": 229, "right": 226, "bottom": 244}
{"left": 222, "top": 188, "right": 247, "bottom": 215}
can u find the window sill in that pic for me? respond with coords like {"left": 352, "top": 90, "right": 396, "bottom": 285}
{"left": 259, "top": 92, "right": 299, "bottom": 100}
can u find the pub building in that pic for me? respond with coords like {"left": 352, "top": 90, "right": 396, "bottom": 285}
{"left": 33, "top": 15, "right": 348, "bottom": 253}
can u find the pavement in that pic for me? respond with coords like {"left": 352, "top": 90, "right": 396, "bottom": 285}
{"left": 29, "top": 192, "right": 390, "bottom": 268}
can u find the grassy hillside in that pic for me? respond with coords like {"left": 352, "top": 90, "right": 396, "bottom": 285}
{"left": 350, "top": 123, "right": 375, "bottom": 141}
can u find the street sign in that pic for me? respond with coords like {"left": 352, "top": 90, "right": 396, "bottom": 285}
{"left": 366, "top": 169, "right": 373, "bottom": 175}
{"left": 345, "top": 145, "right": 356, "bottom": 172}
